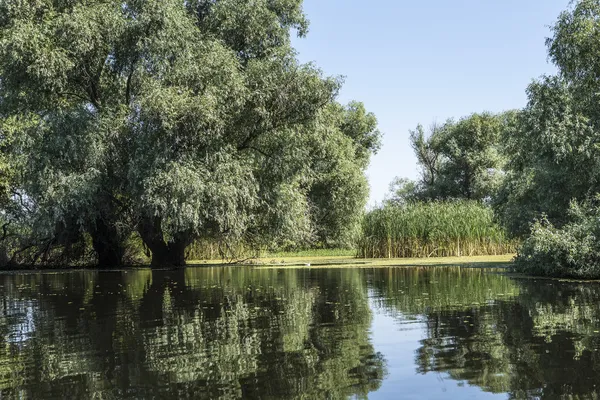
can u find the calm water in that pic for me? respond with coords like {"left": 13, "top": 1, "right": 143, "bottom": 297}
{"left": 0, "top": 266, "right": 598, "bottom": 399}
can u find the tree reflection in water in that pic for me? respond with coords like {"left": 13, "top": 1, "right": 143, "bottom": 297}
{"left": 3, "top": 266, "right": 600, "bottom": 399}
{"left": 369, "top": 267, "right": 600, "bottom": 399}
{"left": 0, "top": 267, "right": 385, "bottom": 399}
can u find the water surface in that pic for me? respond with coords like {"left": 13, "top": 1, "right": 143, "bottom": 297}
{"left": 0, "top": 266, "right": 598, "bottom": 399}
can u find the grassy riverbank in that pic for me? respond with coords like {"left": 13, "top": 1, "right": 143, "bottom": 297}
{"left": 187, "top": 254, "right": 515, "bottom": 269}
{"left": 0, "top": 253, "right": 514, "bottom": 273}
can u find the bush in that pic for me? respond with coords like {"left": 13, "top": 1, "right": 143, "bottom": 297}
{"left": 514, "top": 202, "right": 600, "bottom": 279}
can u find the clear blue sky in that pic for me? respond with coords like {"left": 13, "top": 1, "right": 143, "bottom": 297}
{"left": 291, "top": 0, "right": 568, "bottom": 207}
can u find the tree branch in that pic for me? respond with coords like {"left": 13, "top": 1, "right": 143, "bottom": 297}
{"left": 57, "top": 91, "right": 91, "bottom": 104}
{"left": 125, "top": 56, "right": 138, "bottom": 105}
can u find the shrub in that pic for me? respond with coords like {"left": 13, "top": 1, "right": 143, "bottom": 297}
{"left": 514, "top": 201, "right": 600, "bottom": 279}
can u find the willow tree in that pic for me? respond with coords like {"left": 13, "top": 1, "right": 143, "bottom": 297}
{"left": 306, "top": 101, "right": 380, "bottom": 248}
{"left": 0, "top": 0, "right": 379, "bottom": 266}
{"left": 495, "top": 0, "right": 600, "bottom": 236}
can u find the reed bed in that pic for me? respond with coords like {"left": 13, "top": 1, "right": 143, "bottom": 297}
{"left": 358, "top": 201, "right": 515, "bottom": 258}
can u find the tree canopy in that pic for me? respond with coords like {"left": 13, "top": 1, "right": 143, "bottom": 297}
{"left": 0, "top": 0, "right": 380, "bottom": 267}
{"left": 388, "top": 113, "right": 506, "bottom": 204}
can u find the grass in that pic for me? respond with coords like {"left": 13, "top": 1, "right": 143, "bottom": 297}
{"left": 358, "top": 201, "right": 516, "bottom": 258}
{"left": 187, "top": 254, "right": 515, "bottom": 269}
{"left": 261, "top": 248, "right": 356, "bottom": 258}
{"left": 185, "top": 239, "right": 355, "bottom": 261}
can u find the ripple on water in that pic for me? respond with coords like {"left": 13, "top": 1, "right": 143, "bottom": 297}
{"left": 0, "top": 266, "right": 596, "bottom": 399}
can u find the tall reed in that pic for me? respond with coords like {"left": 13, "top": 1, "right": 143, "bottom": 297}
{"left": 185, "top": 239, "right": 262, "bottom": 261}
{"left": 358, "top": 201, "right": 515, "bottom": 258}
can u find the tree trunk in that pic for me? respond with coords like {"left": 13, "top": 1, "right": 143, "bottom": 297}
{"left": 138, "top": 216, "right": 191, "bottom": 268}
{"left": 90, "top": 217, "right": 125, "bottom": 267}
{"left": 148, "top": 240, "right": 187, "bottom": 267}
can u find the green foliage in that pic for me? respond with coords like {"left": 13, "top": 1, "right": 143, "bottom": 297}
{"left": 497, "top": 0, "right": 600, "bottom": 278}
{"left": 386, "top": 178, "right": 420, "bottom": 205}
{"left": 0, "top": 0, "right": 379, "bottom": 267}
{"left": 434, "top": 113, "right": 506, "bottom": 200}
{"left": 306, "top": 102, "right": 380, "bottom": 248}
{"left": 495, "top": 76, "right": 600, "bottom": 237}
{"left": 390, "top": 112, "right": 508, "bottom": 205}
{"left": 187, "top": 0, "right": 309, "bottom": 61}
{"left": 406, "top": 122, "right": 443, "bottom": 198}
{"left": 495, "top": 1, "right": 600, "bottom": 239}
{"left": 547, "top": 0, "right": 600, "bottom": 123}
{"left": 358, "top": 201, "right": 514, "bottom": 258}
{"left": 514, "top": 200, "right": 600, "bottom": 279}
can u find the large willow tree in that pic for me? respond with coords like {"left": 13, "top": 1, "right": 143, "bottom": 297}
{"left": 0, "top": 0, "right": 380, "bottom": 266}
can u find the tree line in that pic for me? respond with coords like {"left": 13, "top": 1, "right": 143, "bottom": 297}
{"left": 384, "top": 0, "right": 600, "bottom": 277}
{"left": 0, "top": 0, "right": 381, "bottom": 268}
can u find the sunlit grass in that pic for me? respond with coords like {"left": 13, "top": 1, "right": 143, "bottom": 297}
{"left": 184, "top": 239, "right": 356, "bottom": 261}
{"left": 262, "top": 248, "right": 355, "bottom": 258}
{"left": 187, "top": 254, "right": 515, "bottom": 268}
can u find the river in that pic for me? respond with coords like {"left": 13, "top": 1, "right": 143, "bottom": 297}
{"left": 0, "top": 266, "right": 596, "bottom": 399}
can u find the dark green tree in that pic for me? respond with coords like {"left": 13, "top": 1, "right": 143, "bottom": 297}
{"left": 0, "top": 0, "right": 379, "bottom": 267}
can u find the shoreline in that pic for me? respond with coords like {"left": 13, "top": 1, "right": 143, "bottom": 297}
{"left": 0, "top": 254, "right": 515, "bottom": 274}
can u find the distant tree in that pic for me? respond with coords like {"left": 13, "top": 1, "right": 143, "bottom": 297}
{"left": 433, "top": 113, "right": 505, "bottom": 200}
{"left": 394, "top": 113, "right": 507, "bottom": 203}
{"left": 409, "top": 122, "right": 443, "bottom": 197}
{"left": 386, "top": 177, "right": 419, "bottom": 205}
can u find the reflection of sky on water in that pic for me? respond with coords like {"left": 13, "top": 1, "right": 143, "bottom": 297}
{"left": 368, "top": 297, "right": 508, "bottom": 400}
{"left": 4, "top": 301, "right": 36, "bottom": 345}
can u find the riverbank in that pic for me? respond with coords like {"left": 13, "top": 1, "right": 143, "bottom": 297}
{"left": 0, "top": 254, "right": 515, "bottom": 273}
{"left": 187, "top": 254, "right": 515, "bottom": 269}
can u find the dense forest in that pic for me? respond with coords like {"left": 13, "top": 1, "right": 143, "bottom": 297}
{"left": 3, "top": 0, "right": 600, "bottom": 277}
